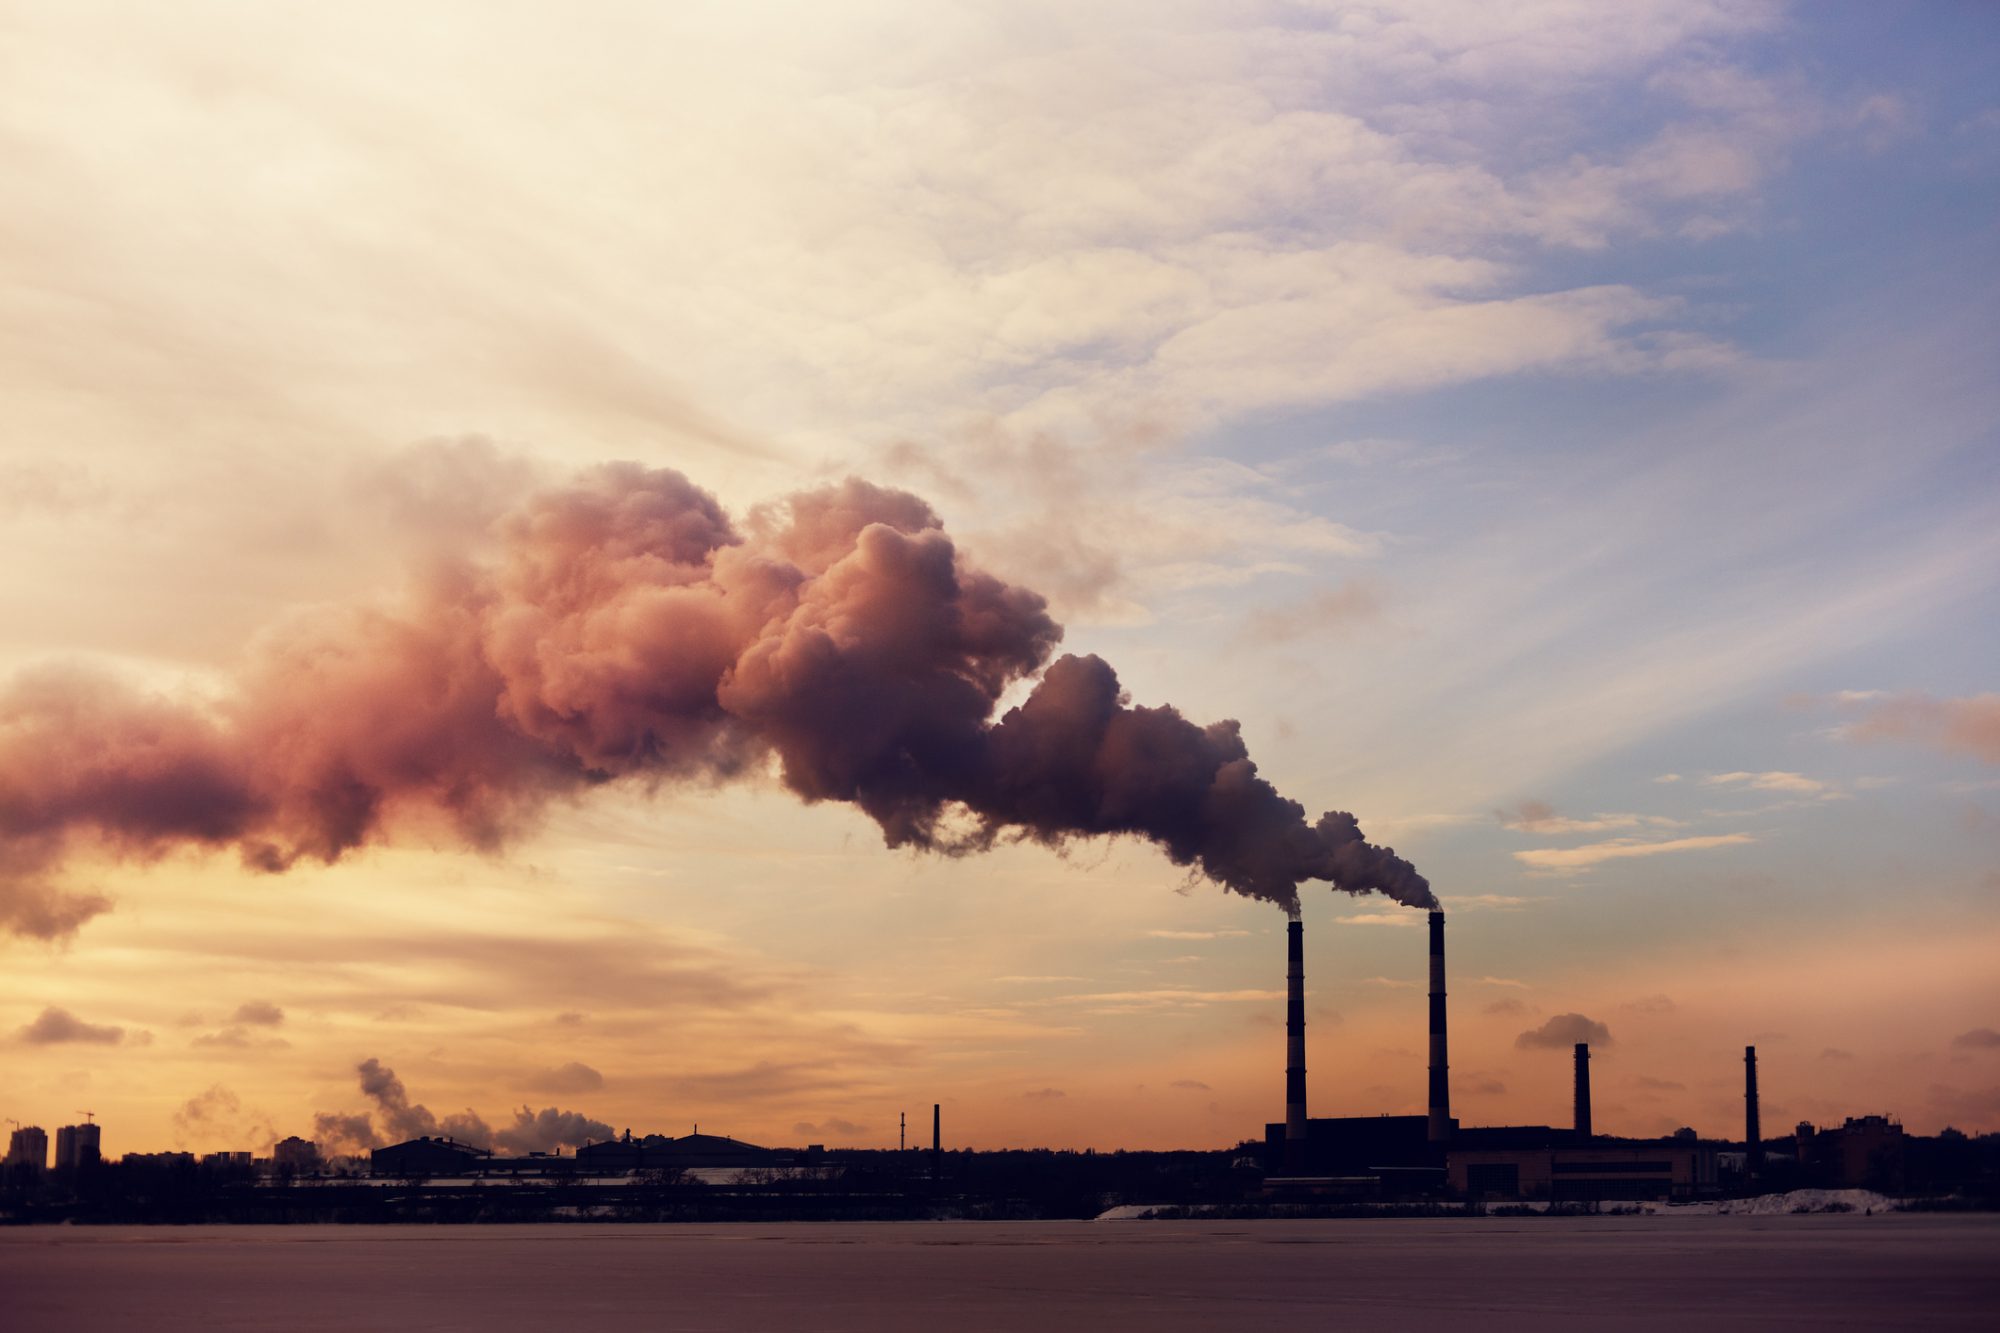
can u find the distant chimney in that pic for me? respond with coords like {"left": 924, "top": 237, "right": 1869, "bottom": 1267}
{"left": 1427, "top": 910, "right": 1451, "bottom": 1143}
{"left": 1744, "top": 1046, "right": 1762, "bottom": 1175}
{"left": 1573, "top": 1042, "right": 1593, "bottom": 1140}
{"left": 1285, "top": 919, "right": 1308, "bottom": 1171}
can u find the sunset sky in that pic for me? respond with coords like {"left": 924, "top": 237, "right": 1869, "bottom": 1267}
{"left": 3, "top": 1, "right": 1997, "bottom": 1158}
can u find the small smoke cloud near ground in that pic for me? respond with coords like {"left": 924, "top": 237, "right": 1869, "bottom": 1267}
{"left": 313, "top": 1057, "right": 609, "bottom": 1155}
{"left": 0, "top": 460, "right": 1429, "bottom": 940}
{"left": 1515, "top": 1013, "right": 1613, "bottom": 1050}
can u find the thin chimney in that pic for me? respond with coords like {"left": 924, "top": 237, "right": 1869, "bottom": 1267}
{"left": 931, "top": 1102, "right": 941, "bottom": 1178}
{"left": 1285, "top": 918, "right": 1308, "bottom": 1171}
{"left": 1744, "top": 1046, "right": 1762, "bottom": 1176}
{"left": 1573, "top": 1042, "right": 1593, "bottom": 1140}
{"left": 1427, "top": 909, "right": 1451, "bottom": 1143}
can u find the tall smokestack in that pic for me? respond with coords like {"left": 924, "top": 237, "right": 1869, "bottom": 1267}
{"left": 1744, "top": 1046, "right": 1762, "bottom": 1176}
{"left": 1573, "top": 1042, "right": 1593, "bottom": 1140}
{"left": 1427, "top": 909, "right": 1451, "bottom": 1143}
{"left": 1285, "top": 918, "right": 1308, "bottom": 1172}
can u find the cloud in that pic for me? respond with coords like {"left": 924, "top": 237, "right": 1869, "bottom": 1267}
{"left": 520, "top": 1062, "right": 605, "bottom": 1095}
{"left": 1951, "top": 1028, "right": 2000, "bottom": 1051}
{"left": 192, "top": 1026, "right": 290, "bottom": 1051}
{"left": 1477, "top": 976, "right": 1530, "bottom": 988}
{"left": 1143, "top": 930, "right": 1248, "bottom": 941}
{"left": 1516, "top": 1013, "right": 1612, "bottom": 1049}
{"left": 1496, "top": 800, "right": 1674, "bottom": 835}
{"left": 1358, "top": 977, "right": 1417, "bottom": 989}
{"left": 17, "top": 1005, "right": 124, "bottom": 1045}
{"left": 230, "top": 1001, "right": 285, "bottom": 1026}
{"left": 1445, "top": 896, "right": 1544, "bottom": 912}
{"left": 1336, "top": 912, "right": 1421, "bottom": 927}
{"left": 1483, "top": 998, "right": 1531, "bottom": 1016}
{"left": 1170, "top": 1079, "right": 1211, "bottom": 1091}
{"left": 1705, "top": 771, "right": 1830, "bottom": 795}
{"left": 1621, "top": 995, "right": 1677, "bottom": 1014}
{"left": 1022, "top": 1087, "right": 1067, "bottom": 1101}
{"left": 1463, "top": 1077, "right": 1507, "bottom": 1096}
{"left": 1835, "top": 693, "right": 2000, "bottom": 764}
{"left": 1654, "top": 774, "right": 1683, "bottom": 784}
{"left": 1513, "top": 833, "right": 1752, "bottom": 873}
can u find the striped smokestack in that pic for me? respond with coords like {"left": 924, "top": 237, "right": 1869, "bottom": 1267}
{"left": 1573, "top": 1042, "right": 1593, "bottom": 1140}
{"left": 1285, "top": 918, "right": 1308, "bottom": 1171}
{"left": 1745, "top": 1046, "right": 1762, "bottom": 1176}
{"left": 1427, "top": 909, "right": 1451, "bottom": 1143}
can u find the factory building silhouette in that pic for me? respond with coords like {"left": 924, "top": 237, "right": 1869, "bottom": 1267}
{"left": 1262, "top": 909, "right": 1738, "bottom": 1201}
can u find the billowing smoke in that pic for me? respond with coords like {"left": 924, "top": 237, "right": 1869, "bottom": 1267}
{"left": 494, "top": 1106, "right": 615, "bottom": 1154}
{"left": 0, "top": 462, "right": 1429, "bottom": 937}
{"left": 312, "top": 1058, "right": 607, "bottom": 1155}
{"left": 356, "top": 1057, "right": 493, "bottom": 1147}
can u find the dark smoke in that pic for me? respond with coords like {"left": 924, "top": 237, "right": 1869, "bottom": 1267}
{"left": 0, "top": 463, "right": 1429, "bottom": 936}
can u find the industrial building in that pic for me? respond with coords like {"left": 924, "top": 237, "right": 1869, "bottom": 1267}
{"left": 1796, "top": 1115, "right": 1906, "bottom": 1192}
{"left": 370, "top": 1135, "right": 492, "bottom": 1175}
{"left": 576, "top": 1131, "right": 770, "bottom": 1171}
{"left": 1262, "top": 909, "right": 1736, "bottom": 1201}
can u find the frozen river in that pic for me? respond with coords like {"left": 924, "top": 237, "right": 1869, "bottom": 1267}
{"left": 3, "top": 1214, "right": 1994, "bottom": 1331}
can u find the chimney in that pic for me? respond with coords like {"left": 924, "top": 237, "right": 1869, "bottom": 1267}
{"left": 1573, "top": 1042, "right": 1593, "bottom": 1140}
{"left": 1427, "top": 909, "right": 1451, "bottom": 1143}
{"left": 1744, "top": 1046, "right": 1762, "bottom": 1176}
{"left": 1284, "top": 918, "right": 1308, "bottom": 1171}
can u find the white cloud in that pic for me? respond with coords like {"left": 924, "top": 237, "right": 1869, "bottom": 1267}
{"left": 1513, "top": 833, "right": 1754, "bottom": 874}
{"left": 1705, "top": 771, "right": 1829, "bottom": 794}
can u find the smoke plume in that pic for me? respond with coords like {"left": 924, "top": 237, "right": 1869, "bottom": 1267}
{"left": 0, "top": 462, "right": 1429, "bottom": 937}
{"left": 313, "top": 1058, "right": 608, "bottom": 1155}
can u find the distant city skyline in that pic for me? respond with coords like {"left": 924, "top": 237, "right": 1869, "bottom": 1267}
{"left": 3, "top": 1, "right": 1997, "bottom": 1153}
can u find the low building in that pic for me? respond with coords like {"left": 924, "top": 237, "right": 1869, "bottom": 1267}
{"left": 202, "top": 1151, "right": 253, "bottom": 1169}
{"left": 370, "top": 1136, "right": 491, "bottom": 1176}
{"left": 1449, "top": 1140, "right": 1719, "bottom": 1201}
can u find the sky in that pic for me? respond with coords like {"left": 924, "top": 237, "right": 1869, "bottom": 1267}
{"left": 2, "top": 0, "right": 1997, "bottom": 1157}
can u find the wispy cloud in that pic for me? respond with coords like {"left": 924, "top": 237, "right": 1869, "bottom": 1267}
{"left": 1143, "top": 930, "right": 1249, "bottom": 941}
{"left": 1513, "top": 833, "right": 1753, "bottom": 873}
{"left": 1705, "top": 771, "right": 1830, "bottom": 795}
{"left": 1336, "top": 912, "right": 1422, "bottom": 927}
{"left": 1496, "top": 800, "right": 1681, "bottom": 835}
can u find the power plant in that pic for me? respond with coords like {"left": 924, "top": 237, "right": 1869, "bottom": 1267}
{"left": 1262, "top": 911, "right": 1753, "bottom": 1201}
